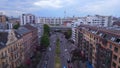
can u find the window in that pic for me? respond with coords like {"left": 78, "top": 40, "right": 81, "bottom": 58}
{"left": 103, "top": 34, "right": 107, "bottom": 38}
{"left": 99, "top": 33, "right": 103, "bottom": 36}
{"left": 116, "top": 38, "right": 120, "bottom": 43}
{"left": 88, "top": 22, "right": 91, "bottom": 24}
{"left": 1, "top": 52, "right": 3, "bottom": 57}
{"left": 112, "top": 62, "right": 116, "bottom": 68}
{"left": 111, "top": 37, "right": 115, "bottom": 41}
{"left": 114, "top": 47, "right": 118, "bottom": 53}
{"left": 113, "top": 55, "right": 117, "bottom": 60}
{"left": 119, "top": 58, "right": 120, "bottom": 63}
{"left": 109, "top": 45, "right": 112, "bottom": 49}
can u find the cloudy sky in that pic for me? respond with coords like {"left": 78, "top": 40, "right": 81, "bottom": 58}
{"left": 0, "top": 0, "right": 120, "bottom": 17}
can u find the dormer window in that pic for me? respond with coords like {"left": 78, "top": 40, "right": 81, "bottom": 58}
{"left": 111, "top": 37, "right": 115, "bottom": 41}
{"left": 93, "top": 31, "right": 97, "bottom": 34}
{"left": 103, "top": 34, "right": 107, "bottom": 38}
{"left": 0, "top": 42, "right": 4, "bottom": 46}
{"left": 17, "top": 35, "right": 20, "bottom": 38}
{"left": 115, "top": 38, "right": 120, "bottom": 44}
{"left": 99, "top": 33, "right": 103, "bottom": 36}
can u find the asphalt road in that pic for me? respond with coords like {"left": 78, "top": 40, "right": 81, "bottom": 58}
{"left": 37, "top": 34, "right": 57, "bottom": 68}
{"left": 37, "top": 32, "right": 87, "bottom": 68}
{"left": 59, "top": 33, "right": 72, "bottom": 68}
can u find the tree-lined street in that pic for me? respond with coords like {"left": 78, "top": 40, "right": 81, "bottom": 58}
{"left": 37, "top": 32, "right": 87, "bottom": 68}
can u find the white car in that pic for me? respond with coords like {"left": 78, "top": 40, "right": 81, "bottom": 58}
{"left": 49, "top": 47, "right": 51, "bottom": 51}
{"left": 64, "top": 49, "right": 67, "bottom": 51}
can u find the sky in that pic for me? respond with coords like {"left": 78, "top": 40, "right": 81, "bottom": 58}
{"left": 0, "top": 0, "right": 120, "bottom": 17}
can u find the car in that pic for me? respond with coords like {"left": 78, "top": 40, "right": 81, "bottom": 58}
{"left": 63, "top": 66, "right": 67, "bottom": 68}
{"left": 49, "top": 47, "right": 51, "bottom": 51}
{"left": 44, "top": 61, "right": 47, "bottom": 68}
{"left": 68, "top": 64, "right": 72, "bottom": 68}
{"left": 67, "top": 58, "right": 71, "bottom": 63}
{"left": 64, "top": 49, "right": 67, "bottom": 52}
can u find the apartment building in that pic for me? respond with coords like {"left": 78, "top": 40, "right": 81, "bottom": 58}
{"left": 0, "top": 29, "right": 24, "bottom": 68}
{"left": 0, "top": 24, "right": 39, "bottom": 68}
{"left": 76, "top": 25, "right": 120, "bottom": 68}
{"left": 0, "top": 15, "right": 7, "bottom": 23}
{"left": 8, "top": 18, "right": 20, "bottom": 26}
{"left": 20, "top": 14, "right": 36, "bottom": 25}
{"left": 71, "top": 15, "right": 119, "bottom": 45}
{"left": 86, "top": 15, "right": 111, "bottom": 27}
{"left": 71, "top": 21, "right": 80, "bottom": 42}
{"left": 23, "top": 24, "right": 39, "bottom": 54}
{"left": 16, "top": 26, "right": 32, "bottom": 64}
{"left": 39, "top": 17, "right": 63, "bottom": 25}
{"left": 74, "top": 15, "right": 115, "bottom": 27}
{"left": 38, "top": 17, "right": 78, "bottom": 26}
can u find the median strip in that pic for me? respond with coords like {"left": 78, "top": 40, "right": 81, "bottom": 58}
{"left": 55, "top": 38, "right": 61, "bottom": 68}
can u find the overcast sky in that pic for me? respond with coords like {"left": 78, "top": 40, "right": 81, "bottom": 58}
{"left": 0, "top": 0, "right": 120, "bottom": 17}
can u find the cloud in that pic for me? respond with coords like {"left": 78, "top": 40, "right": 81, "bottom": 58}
{"left": 33, "top": 0, "right": 75, "bottom": 9}
{"left": 0, "top": 0, "right": 39, "bottom": 16}
{"left": 0, "top": 0, "right": 120, "bottom": 17}
{"left": 0, "top": 0, "right": 75, "bottom": 16}
{"left": 77, "top": 0, "right": 120, "bottom": 16}
{"left": 0, "top": 10, "right": 25, "bottom": 17}
{"left": 34, "top": 0, "right": 62, "bottom": 8}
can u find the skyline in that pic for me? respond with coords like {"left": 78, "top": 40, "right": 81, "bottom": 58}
{"left": 0, "top": 0, "right": 120, "bottom": 17}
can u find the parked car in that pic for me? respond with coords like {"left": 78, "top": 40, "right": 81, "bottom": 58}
{"left": 67, "top": 58, "right": 70, "bottom": 63}
{"left": 63, "top": 66, "right": 67, "bottom": 68}
{"left": 44, "top": 61, "right": 48, "bottom": 68}
{"left": 68, "top": 64, "right": 72, "bottom": 68}
{"left": 49, "top": 47, "right": 51, "bottom": 51}
{"left": 64, "top": 49, "right": 67, "bottom": 52}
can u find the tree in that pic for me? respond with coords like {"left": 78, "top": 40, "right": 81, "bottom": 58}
{"left": 43, "top": 24, "right": 50, "bottom": 35}
{"left": 40, "top": 34, "right": 50, "bottom": 48}
{"left": 13, "top": 23, "right": 20, "bottom": 29}
{"left": 40, "top": 24, "right": 50, "bottom": 49}
{"left": 64, "top": 29, "right": 72, "bottom": 39}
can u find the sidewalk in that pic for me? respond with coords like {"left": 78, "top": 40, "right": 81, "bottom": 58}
{"left": 66, "top": 40, "right": 87, "bottom": 68}
{"left": 37, "top": 52, "right": 46, "bottom": 68}
{"left": 65, "top": 40, "right": 78, "bottom": 68}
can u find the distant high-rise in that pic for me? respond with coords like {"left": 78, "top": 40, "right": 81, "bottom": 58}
{"left": 0, "top": 15, "right": 7, "bottom": 23}
{"left": 20, "top": 14, "right": 36, "bottom": 25}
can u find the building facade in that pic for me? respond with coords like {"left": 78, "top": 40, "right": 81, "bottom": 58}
{"left": 0, "top": 29, "right": 24, "bottom": 68}
{"left": 76, "top": 25, "right": 120, "bottom": 68}
{"left": 38, "top": 17, "right": 78, "bottom": 26}
{"left": 0, "top": 24, "right": 39, "bottom": 68}
{"left": 20, "top": 14, "right": 36, "bottom": 25}
{"left": 73, "top": 15, "right": 115, "bottom": 27}
{"left": 0, "top": 15, "right": 7, "bottom": 23}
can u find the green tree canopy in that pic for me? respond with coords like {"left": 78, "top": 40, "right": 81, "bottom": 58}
{"left": 64, "top": 29, "right": 72, "bottom": 39}
{"left": 13, "top": 23, "right": 20, "bottom": 29}
{"left": 43, "top": 24, "right": 50, "bottom": 35}
{"left": 40, "top": 34, "right": 50, "bottom": 47}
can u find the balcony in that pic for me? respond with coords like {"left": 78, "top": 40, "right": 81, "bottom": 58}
{"left": 2, "top": 63, "right": 9, "bottom": 68}
{"left": 0, "top": 55, "right": 7, "bottom": 59}
{"left": 100, "top": 38, "right": 107, "bottom": 45}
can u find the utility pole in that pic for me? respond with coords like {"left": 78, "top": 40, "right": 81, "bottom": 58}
{"left": 64, "top": 10, "right": 66, "bottom": 18}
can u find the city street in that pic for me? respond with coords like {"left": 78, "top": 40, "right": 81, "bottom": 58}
{"left": 37, "top": 32, "right": 87, "bottom": 68}
{"left": 37, "top": 34, "right": 57, "bottom": 68}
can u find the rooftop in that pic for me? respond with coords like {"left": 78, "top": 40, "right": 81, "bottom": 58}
{"left": 16, "top": 26, "right": 31, "bottom": 36}
{"left": 79, "top": 25, "right": 120, "bottom": 44}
